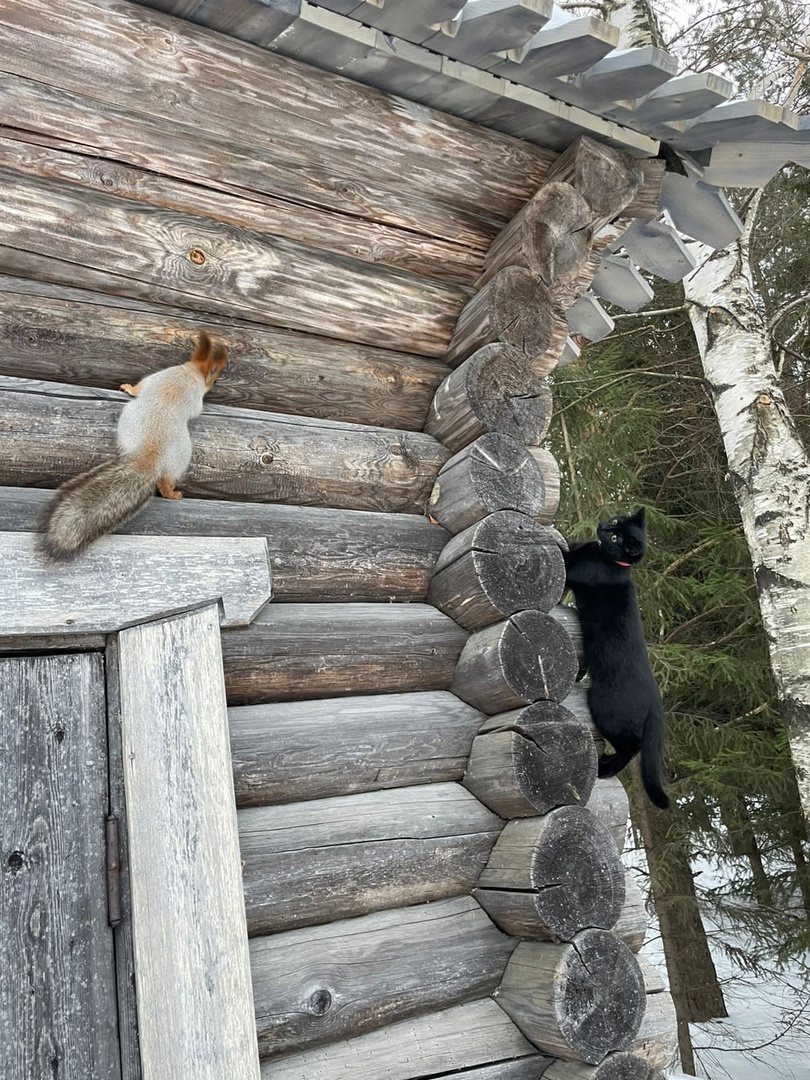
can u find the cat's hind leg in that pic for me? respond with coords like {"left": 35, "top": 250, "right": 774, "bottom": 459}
{"left": 597, "top": 744, "right": 636, "bottom": 778}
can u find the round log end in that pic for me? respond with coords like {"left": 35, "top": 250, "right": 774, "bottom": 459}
{"left": 468, "top": 344, "right": 553, "bottom": 447}
{"left": 525, "top": 184, "right": 593, "bottom": 287}
{"left": 490, "top": 267, "right": 556, "bottom": 360}
{"left": 502, "top": 609, "right": 578, "bottom": 705}
{"left": 544, "top": 1052, "right": 655, "bottom": 1080}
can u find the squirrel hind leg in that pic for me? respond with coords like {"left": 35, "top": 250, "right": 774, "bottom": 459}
{"left": 157, "top": 477, "right": 183, "bottom": 500}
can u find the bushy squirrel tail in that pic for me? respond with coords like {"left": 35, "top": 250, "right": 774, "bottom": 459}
{"left": 641, "top": 712, "right": 670, "bottom": 809}
{"left": 43, "top": 457, "right": 155, "bottom": 559}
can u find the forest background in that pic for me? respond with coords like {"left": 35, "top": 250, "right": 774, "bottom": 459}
{"left": 556, "top": 1, "right": 810, "bottom": 1075}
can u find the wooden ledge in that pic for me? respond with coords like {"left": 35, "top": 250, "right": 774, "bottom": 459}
{"left": 0, "top": 531, "right": 272, "bottom": 641}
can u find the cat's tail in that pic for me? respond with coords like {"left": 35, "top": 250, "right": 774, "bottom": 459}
{"left": 641, "top": 712, "right": 669, "bottom": 809}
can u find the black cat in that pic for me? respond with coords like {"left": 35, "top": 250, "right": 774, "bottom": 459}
{"left": 561, "top": 507, "right": 669, "bottom": 809}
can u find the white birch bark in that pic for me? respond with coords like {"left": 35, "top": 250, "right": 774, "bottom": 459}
{"left": 683, "top": 227, "right": 810, "bottom": 822}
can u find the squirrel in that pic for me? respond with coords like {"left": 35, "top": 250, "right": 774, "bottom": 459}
{"left": 43, "top": 330, "right": 228, "bottom": 559}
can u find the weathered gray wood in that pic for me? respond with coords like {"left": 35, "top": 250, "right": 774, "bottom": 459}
{"left": 251, "top": 896, "right": 515, "bottom": 1057}
{"left": 567, "top": 46, "right": 679, "bottom": 105}
{"left": 620, "top": 220, "right": 698, "bottom": 283}
{"left": 659, "top": 173, "right": 743, "bottom": 249}
{"left": 0, "top": 0, "right": 555, "bottom": 224}
{"left": 0, "top": 485, "right": 446, "bottom": 604}
{"left": 429, "top": 510, "right": 565, "bottom": 630}
{"left": 565, "top": 293, "right": 615, "bottom": 342}
{"left": 586, "top": 778, "right": 630, "bottom": 854}
{"left": 528, "top": 446, "right": 561, "bottom": 522}
{"left": 263, "top": 999, "right": 545, "bottom": 1079}
{"left": 423, "top": 1, "right": 554, "bottom": 68}
{"left": 446, "top": 268, "right": 557, "bottom": 367}
{"left": 117, "top": 605, "right": 260, "bottom": 1080}
{"left": 0, "top": 378, "right": 448, "bottom": 515}
{"left": 238, "top": 783, "right": 503, "bottom": 934}
{"left": 550, "top": 604, "right": 583, "bottom": 662}
{"left": 104, "top": 640, "right": 142, "bottom": 1080}
{"left": 634, "top": 70, "right": 733, "bottom": 129}
{"left": 229, "top": 691, "right": 484, "bottom": 805}
{"left": 475, "top": 806, "right": 626, "bottom": 940}
{"left": 0, "top": 167, "right": 467, "bottom": 357}
{"left": 429, "top": 433, "right": 556, "bottom": 534}
{"left": 469, "top": 701, "right": 597, "bottom": 816}
{"left": 222, "top": 603, "right": 467, "bottom": 704}
{"left": 452, "top": 609, "right": 578, "bottom": 713}
{"left": 543, "top": 1052, "right": 655, "bottom": 1079}
{"left": 613, "top": 876, "right": 647, "bottom": 953}
{"left": 591, "top": 256, "right": 654, "bottom": 313}
{"left": 674, "top": 97, "right": 798, "bottom": 150}
{"left": 0, "top": 72, "right": 499, "bottom": 254}
{"left": 544, "top": 135, "right": 644, "bottom": 223}
{"left": 479, "top": 182, "right": 592, "bottom": 289}
{"left": 0, "top": 276, "right": 450, "bottom": 430}
{"left": 632, "top": 957, "right": 677, "bottom": 1070}
{"left": 354, "top": 0, "right": 468, "bottom": 43}
{"left": 0, "top": 134, "right": 481, "bottom": 288}
{"left": 490, "top": 17, "right": 619, "bottom": 87}
{"left": 138, "top": 0, "right": 301, "bottom": 46}
{"left": 0, "top": 532, "right": 271, "bottom": 635}
{"left": 496, "top": 932, "right": 646, "bottom": 1063}
{"left": 425, "top": 344, "right": 553, "bottom": 452}
{"left": 556, "top": 336, "right": 581, "bottom": 369}
{"left": 0, "top": 653, "right": 121, "bottom": 1080}
{"left": 700, "top": 138, "right": 810, "bottom": 189}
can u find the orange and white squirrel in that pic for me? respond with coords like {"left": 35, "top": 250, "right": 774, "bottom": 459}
{"left": 43, "top": 331, "right": 228, "bottom": 558}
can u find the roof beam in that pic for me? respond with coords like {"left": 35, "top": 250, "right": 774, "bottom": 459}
{"left": 423, "top": 0, "right": 553, "bottom": 69}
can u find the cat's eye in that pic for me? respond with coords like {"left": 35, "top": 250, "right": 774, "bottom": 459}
{"left": 611, "top": 519, "right": 618, "bottom": 525}
{"left": 611, "top": 534, "right": 618, "bottom": 542}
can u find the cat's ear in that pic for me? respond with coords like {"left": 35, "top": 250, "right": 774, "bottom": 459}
{"left": 631, "top": 506, "right": 646, "bottom": 526}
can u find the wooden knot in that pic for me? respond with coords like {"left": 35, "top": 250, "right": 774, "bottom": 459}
{"left": 307, "top": 989, "right": 332, "bottom": 1015}
{"left": 261, "top": 453, "right": 274, "bottom": 465}
{"left": 6, "top": 850, "right": 24, "bottom": 873}
{"left": 187, "top": 248, "right": 207, "bottom": 265}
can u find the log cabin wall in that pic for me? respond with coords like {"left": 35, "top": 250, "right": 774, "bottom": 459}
{"left": 0, "top": 1, "right": 676, "bottom": 1076}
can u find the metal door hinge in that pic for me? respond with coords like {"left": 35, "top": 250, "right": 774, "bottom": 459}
{"left": 106, "top": 814, "right": 122, "bottom": 928}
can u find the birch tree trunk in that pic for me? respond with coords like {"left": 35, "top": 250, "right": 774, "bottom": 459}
{"left": 683, "top": 223, "right": 810, "bottom": 823}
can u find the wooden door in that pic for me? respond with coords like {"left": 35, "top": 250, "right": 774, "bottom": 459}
{"left": 0, "top": 653, "right": 122, "bottom": 1080}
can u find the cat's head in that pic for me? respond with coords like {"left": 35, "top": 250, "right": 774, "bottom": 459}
{"left": 596, "top": 507, "right": 647, "bottom": 567}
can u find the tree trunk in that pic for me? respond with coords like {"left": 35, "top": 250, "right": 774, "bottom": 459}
{"left": 683, "top": 223, "right": 810, "bottom": 823}
{"left": 626, "top": 765, "right": 727, "bottom": 1072}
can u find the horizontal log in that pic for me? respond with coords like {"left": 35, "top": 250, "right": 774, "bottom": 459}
{"left": 452, "top": 610, "right": 578, "bottom": 714}
{"left": 0, "top": 275, "right": 448, "bottom": 430}
{"left": 229, "top": 691, "right": 484, "bottom": 805}
{"left": 0, "top": 378, "right": 448, "bottom": 515}
{"left": 543, "top": 1052, "right": 655, "bottom": 1079}
{"left": 544, "top": 136, "right": 644, "bottom": 224}
{"left": 429, "top": 511, "right": 566, "bottom": 631}
{"left": 264, "top": 999, "right": 546, "bottom": 1079}
{"left": 0, "top": 133, "right": 482, "bottom": 287}
{"left": 613, "top": 876, "right": 647, "bottom": 953}
{"left": 479, "top": 183, "right": 593, "bottom": 289}
{"left": 430, "top": 433, "right": 558, "bottom": 534}
{"left": 0, "top": 72, "right": 497, "bottom": 252}
{"left": 446, "top": 268, "right": 557, "bottom": 368}
{"left": 238, "top": 783, "right": 503, "bottom": 934}
{"left": 250, "top": 896, "right": 515, "bottom": 1058}
{"left": 0, "top": 0, "right": 555, "bottom": 225}
{"left": 0, "top": 167, "right": 467, "bottom": 356}
{"left": 475, "top": 807, "right": 626, "bottom": 940}
{"left": 496, "top": 932, "right": 646, "bottom": 1064}
{"left": 550, "top": 604, "right": 584, "bottom": 663}
{"left": 221, "top": 603, "right": 467, "bottom": 705}
{"left": 0, "top": 486, "right": 446, "bottom": 603}
{"left": 587, "top": 778, "right": 630, "bottom": 854}
{"left": 468, "top": 702, "right": 597, "bottom": 817}
{"left": 425, "top": 344, "right": 553, "bottom": 452}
